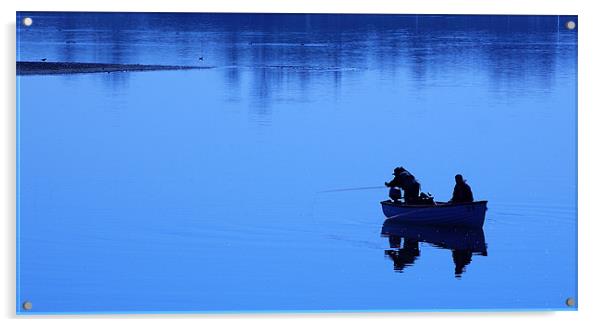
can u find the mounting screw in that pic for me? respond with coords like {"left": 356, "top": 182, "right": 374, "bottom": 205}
{"left": 566, "top": 21, "right": 576, "bottom": 30}
{"left": 22, "top": 301, "right": 32, "bottom": 311}
{"left": 22, "top": 17, "right": 33, "bottom": 27}
{"left": 565, "top": 297, "right": 575, "bottom": 307}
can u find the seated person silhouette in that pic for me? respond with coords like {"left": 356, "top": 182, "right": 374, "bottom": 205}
{"left": 450, "top": 174, "right": 474, "bottom": 203}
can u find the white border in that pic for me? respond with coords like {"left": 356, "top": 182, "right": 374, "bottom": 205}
{"left": 3, "top": 1, "right": 601, "bottom": 326}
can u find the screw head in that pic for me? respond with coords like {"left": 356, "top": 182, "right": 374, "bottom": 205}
{"left": 22, "top": 301, "right": 32, "bottom": 311}
{"left": 22, "top": 17, "right": 33, "bottom": 27}
{"left": 566, "top": 21, "right": 576, "bottom": 30}
{"left": 566, "top": 297, "right": 575, "bottom": 307}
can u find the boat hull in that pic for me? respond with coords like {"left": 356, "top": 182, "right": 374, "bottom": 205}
{"left": 381, "top": 200, "right": 488, "bottom": 228}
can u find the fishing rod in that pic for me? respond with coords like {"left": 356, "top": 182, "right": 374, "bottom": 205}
{"left": 318, "top": 186, "right": 385, "bottom": 193}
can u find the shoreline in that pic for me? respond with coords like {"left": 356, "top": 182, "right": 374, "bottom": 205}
{"left": 16, "top": 61, "right": 213, "bottom": 76}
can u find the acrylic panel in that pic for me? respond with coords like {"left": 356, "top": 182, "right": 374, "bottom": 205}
{"left": 16, "top": 12, "right": 578, "bottom": 314}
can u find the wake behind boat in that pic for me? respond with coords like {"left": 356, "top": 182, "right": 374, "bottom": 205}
{"left": 381, "top": 200, "right": 488, "bottom": 229}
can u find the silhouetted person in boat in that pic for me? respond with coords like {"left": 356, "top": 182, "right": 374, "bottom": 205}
{"left": 450, "top": 174, "right": 474, "bottom": 203}
{"left": 385, "top": 167, "right": 421, "bottom": 204}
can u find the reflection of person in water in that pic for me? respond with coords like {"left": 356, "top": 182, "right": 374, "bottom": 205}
{"left": 385, "top": 167, "right": 421, "bottom": 203}
{"left": 452, "top": 249, "right": 473, "bottom": 278}
{"left": 385, "top": 236, "right": 420, "bottom": 272}
{"left": 450, "top": 174, "right": 474, "bottom": 203}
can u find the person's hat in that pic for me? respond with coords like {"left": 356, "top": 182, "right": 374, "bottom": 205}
{"left": 393, "top": 167, "right": 405, "bottom": 175}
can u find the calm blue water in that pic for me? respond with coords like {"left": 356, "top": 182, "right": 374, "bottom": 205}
{"left": 16, "top": 13, "right": 577, "bottom": 313}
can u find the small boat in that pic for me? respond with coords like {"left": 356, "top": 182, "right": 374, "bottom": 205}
{"left": 380, "top": 200, "right": 488, "bottom": 228}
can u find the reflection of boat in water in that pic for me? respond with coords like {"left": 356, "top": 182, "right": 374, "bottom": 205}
{"left": 382, "top": 219, "right": 488, "bottom": 253}
{"left": 381, "top": 219, "right": 488, "bottom": 277}
{"left": 380, "top": 200, "right": 488, "bottom": 228}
